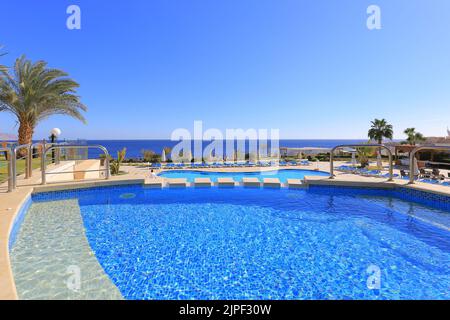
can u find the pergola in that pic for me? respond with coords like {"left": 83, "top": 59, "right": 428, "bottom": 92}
{"left": 394, "top": 145, "right": 416, "bottom": 159}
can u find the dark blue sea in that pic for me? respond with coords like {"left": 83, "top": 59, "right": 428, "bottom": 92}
{"left": 67, "top": 139, "right": 370, "bottom": 159}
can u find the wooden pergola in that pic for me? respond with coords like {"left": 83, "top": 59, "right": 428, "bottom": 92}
{"left": 394, "top": 145, "right": 416, "bottom": 159}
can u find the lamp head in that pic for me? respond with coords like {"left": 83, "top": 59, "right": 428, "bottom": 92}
{"left": 51, "top": 128, "right": 61, "bottom": 137}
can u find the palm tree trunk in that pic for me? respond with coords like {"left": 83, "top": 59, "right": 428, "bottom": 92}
{"left": 17, "top": 121, "right": 33, "bottom": 157}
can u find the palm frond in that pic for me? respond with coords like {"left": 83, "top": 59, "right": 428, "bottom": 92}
{"left": 0, "top": 55, "right": 87, "bottom": 142}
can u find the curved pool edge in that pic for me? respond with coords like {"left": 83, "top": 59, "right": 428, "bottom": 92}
{"left": 0, "top": 189, "right": 32, "bottom": 300}
{"left": 0, "top": 179, "right": 144, "bottom": 300}
{"left": 1, "top": 176, "right": 450, "bottom": 300}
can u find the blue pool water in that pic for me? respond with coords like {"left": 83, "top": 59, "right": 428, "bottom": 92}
{"left": 158, "top": 169, "right": 329, "bottom": 183}
{"left": 28, "top": 185, "right": 450, "bottom": 300}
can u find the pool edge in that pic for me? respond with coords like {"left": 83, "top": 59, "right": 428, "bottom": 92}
{"left": 1, "top": 176, "right": 450, "bottom": 300}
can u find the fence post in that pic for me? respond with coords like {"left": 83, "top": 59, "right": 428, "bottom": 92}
{"left": 27, "top": 145, "right": 33, "bottom": 178}
{"left": 41, "top": 142, "right": 47, "bottom": 185}
{"left": 105, "top": 154, "right": 110, "bottom": 180}
{"left": 7, "top": 148, "right": 13, "bottom": 193}
{"left": 329, "top": 148, "right": 335, "bottom": 179}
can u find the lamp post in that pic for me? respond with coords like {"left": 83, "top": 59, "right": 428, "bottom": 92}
{"left": 50, "top": 128, "right": 61, "bottom": 163}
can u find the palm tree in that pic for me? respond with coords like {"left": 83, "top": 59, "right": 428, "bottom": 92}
{"left": 368, "top": 118, "right": 393, "bottom": 144}
{"left": 356, "top": 146, "right": 375, "bottom": 168}
{"left": 403, "top": 128, "right": 426, "bottom": 145}
{"left": 0, "top": 56, "right": 87, "bottom": 150}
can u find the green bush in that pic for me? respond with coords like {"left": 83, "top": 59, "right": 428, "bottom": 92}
{"left": 110, "top": 147, "right": 126, "bottom": 175}
{"left": 141, "top": 149, "right": 162, "bottom": 163}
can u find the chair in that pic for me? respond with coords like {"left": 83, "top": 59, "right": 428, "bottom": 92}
{"left": 431, "top": 168, "right": 445, "bottom": 181}
{"left": 400, "top": 170, "right": 409, "bottom": 179}
{"left": 419, "top": 168, "right": 431, "bottom": 179}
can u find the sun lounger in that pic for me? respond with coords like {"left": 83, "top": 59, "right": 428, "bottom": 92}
{"left": 361, "top": 169, "right": 381, "bottom": 177}
{"left": 149, "top": 163, "right": 161, "bottom": 169}
{"left": 381, "top": 173, "right": 399, "bottom": 179}
{"left": 300, "top": 160, "right": 310, "bottom": 166}
{"left": 419, "top": 178, "right": 440, "bottom": 185}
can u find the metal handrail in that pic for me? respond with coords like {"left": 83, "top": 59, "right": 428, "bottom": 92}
{"left": 409, "top": 146, "right": 450, "bottom": 184}
{"left": 330, "top": 144, "right": 394, "bottom": 181}
{"left": 0, "top": 147, "right": 13, "bottom": 192}
{"left": 42, "top": 145, "right": 110, "bottom": 185}
{"left": 28, "top": 141, "right": 58, "bottom": 178}
{"left": 12, "top": 144, "right": 34, "bottom": 186}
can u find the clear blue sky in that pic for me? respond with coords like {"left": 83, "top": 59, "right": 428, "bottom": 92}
{"left": 1, "top": 0, "right": 449, "bottom": 140}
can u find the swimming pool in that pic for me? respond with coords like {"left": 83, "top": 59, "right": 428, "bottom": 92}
{"left": 10, "top": 185, "right": 450, "bottom": 300}
{"left": 158, "top": 169, "right": 329, "bottom": 183}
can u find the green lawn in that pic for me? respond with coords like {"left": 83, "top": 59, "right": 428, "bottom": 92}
{"left": 0, "top": 156, "right": 45, "bottom": 183}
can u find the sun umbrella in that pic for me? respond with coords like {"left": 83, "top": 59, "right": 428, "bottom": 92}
{"left": 413, "top": 157, "right": 419, "bottom": 176}
{"left": 210, "top": 150, "right": 215, "bottom": 163}
{"left": 377, "top": 151, "right": 383, "bottom": 169}
{"left": 161, "top": 149, "right": 166, "bottom": 162}
{"left": 351, "top": 152, "right": 357, "bottom": 166}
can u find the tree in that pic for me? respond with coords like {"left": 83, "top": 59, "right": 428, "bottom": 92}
{"left": 0, "top": 56, "right": 87, "bottom": 150}
{"left": 141, "top": 149, "right": 161, "bottom": 163}
{"left": 356, "top": 146, "right": 376, "bottom": 168}
{"left": 403, "top": 128, "right": 426, "bottom": 145}
{"left": 368, "top": 118, "right": 393, "bottom": 144}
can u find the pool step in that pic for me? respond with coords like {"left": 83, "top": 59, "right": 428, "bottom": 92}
{"left": 166, "top": 178, "right": 187, "bottom": 188}
{"left": 263, "top": 178, "right": 282, "bottom": 188}
{"left": 217, "top": 178, "right": 236, "bottom": 187}
{"left": 194, "top": 178, "right": 212, "bottom": 188}
{"left": 287, "top": 179, "right": 305, "bottom": 189}
{"left": 242, "top": 178, "right": 261, "bottom": 188}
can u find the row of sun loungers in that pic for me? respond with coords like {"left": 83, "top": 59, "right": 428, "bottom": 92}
{"left": 411, "top": 170, "right": 450, "bottom": 186}
{"left": 337, "top": 165, "right": 450, "bottom": 185}
{"left": 150, "top": 160, "right": 311, "bottom": 169}
{"left": 335, "top": 165, "right": 398, "bottom": 179}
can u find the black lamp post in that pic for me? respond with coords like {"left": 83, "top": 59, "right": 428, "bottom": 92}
{"left": 49, "top": 128, "right": 61, "bottom": 163}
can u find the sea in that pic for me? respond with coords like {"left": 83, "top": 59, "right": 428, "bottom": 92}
{"left": 58, "top": 139, "right": 371, "bottom": 159}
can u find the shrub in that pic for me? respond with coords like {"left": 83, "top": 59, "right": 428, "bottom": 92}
{"left": 110, "top": 147, "right": 126, "bottom": 175}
